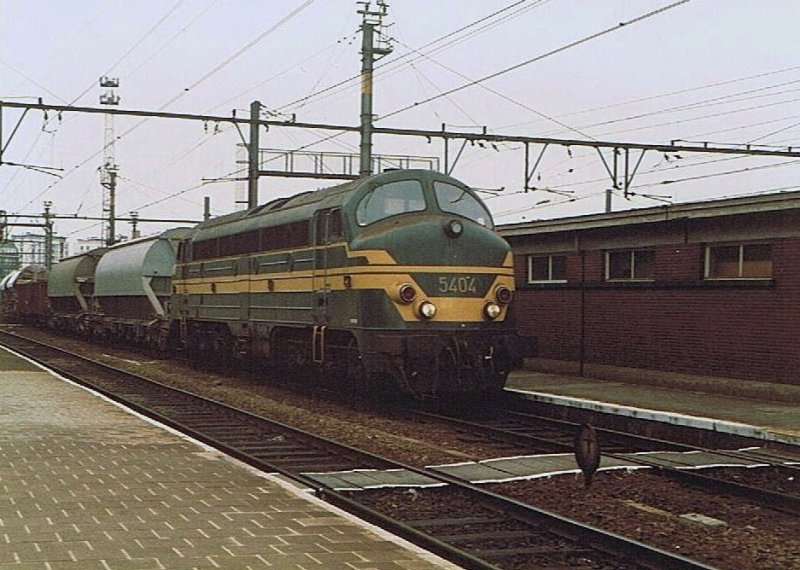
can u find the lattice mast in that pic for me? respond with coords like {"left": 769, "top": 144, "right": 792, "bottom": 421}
{"left": 99, "top": 76, "right": 120, "bottom": 246}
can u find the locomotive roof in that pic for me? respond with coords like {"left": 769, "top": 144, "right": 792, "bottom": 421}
{"left": 187, "top": 170, "right": 446, "bottom": 241}
{"left": 193, "top": 169, "right": 460, "bottom": 228}
{"left": 186, "top": 169, "right": 474, "bottom": 245}
{"left": 194, "top": 177, "right": 363, "bottom": 231}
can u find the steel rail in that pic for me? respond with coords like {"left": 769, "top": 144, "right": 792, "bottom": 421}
{"left": 413, "top": 406, "right": 800, "bottom": 515}
{"left": 0, "top": 330, "right": 714, "bottom": 570}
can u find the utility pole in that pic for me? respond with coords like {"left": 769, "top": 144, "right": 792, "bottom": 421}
{"left": 247, "top": 100, "right": 261, "bottom": 208}
{"left": 130, "top": 211, "right": 140, "bottom": 239}
{"left": 43, "top": 201, "right": 53, "bottom": 269}
{"left": 100, "top": 76, "right": 120, "bottom": 246}
{"left": 357, "top": 1, "right": 392, "bottom": 178}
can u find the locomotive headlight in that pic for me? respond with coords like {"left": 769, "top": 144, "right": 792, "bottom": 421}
{"left": 396, "top": 283, "right": 417, "bottom": 304}
{"left": 495, "top": 285, "right": 513, "bottom": 305}
{"left": 444, "top": 219, "right": 463, "bottom": 238}
{"left": 418, "top": 300, "right": 437, "bottom": 319}
{"left": 484, "top": 302, "right": 502, "bottom": 320}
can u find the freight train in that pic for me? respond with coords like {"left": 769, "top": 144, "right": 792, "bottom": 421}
{"left": 1, "top": 169, "right": 519, "bottom": 400}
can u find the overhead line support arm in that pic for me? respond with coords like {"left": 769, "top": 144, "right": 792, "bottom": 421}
{"left": 3, "top": 100, "right": 800, "bottom": 159}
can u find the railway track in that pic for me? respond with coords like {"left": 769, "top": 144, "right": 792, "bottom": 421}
{"left": 411, "top": 407, "right": 800, "bottom": 515}
{"left": 0, "top": 330, "right": 714, "bottom": 570}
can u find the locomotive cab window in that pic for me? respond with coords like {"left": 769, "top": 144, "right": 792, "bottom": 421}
{"left": 434, "top": 182, "right": 493, "bottom": 228}
{"left": 315, "top": 209, "right": 344, "bottom": 245}
{"left": 356, "top": 180, "right": 425, "bottom": 226}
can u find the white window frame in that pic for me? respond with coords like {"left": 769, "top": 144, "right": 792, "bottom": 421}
{"left": 605, "top": 249, "right": 655, "bottom": 282}
{"left": 704, "top": 243, "right": 772, "bottom": 280}
{"left": 527, "top": 254, "right": 567, "bottom": 284}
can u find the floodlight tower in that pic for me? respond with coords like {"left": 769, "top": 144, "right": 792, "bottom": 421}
{"left": 99, "top": 76, "right": 120, "bottom": 246}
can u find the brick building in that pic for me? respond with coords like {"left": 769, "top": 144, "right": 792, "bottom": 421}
{"left": 499, "top": 191, "right": 800, "bottom": 387}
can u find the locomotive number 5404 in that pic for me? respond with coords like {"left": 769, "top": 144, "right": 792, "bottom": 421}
{"left": 437, "top": 275, "right": 478, "bottom": 294}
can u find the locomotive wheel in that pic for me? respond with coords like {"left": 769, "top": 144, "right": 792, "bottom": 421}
{"left": 487, "top": 345, "right": 511, "bottom": 389}
{"left": 216, "top": 327, "right": 237, "bottom": 369}
{"left": 287, "top": 342, "right": 307, "bottom": 368}
{"left": 436, "top": 345, "right": 458, "bottom": 394}
{"left": 403, "top": 346, "right": 453, "bottom": 401}
{"left": 346, "top": 339, "right": 367, "bottom": 389}
{"left": 279, "top": 339, "right": 311, "bottom": 381}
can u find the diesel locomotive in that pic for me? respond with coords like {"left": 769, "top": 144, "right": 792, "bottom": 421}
{"left": 2, "top": 169, "right": 519, "bottom": 400}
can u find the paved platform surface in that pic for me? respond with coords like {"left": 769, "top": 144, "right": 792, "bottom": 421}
{"left": 0, "top": 346, "right": 460, "bottom": 570}
{"left": 506, "top": 366, "right": 800, "bottom": 445}
{"left": 308, "top": 448, "right": 798, "bottom": 490}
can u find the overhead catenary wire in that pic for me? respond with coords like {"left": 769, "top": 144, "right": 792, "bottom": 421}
{"left": 10, "top": 0, "right": 315, "bottom": 225}
{"left": 124, "top": 0, "right": 222, "bottom": 80}
{"left": 204, "top": 31, "right": 360, "bottom": 116}
{"left": 498, "top": 63, "right": 800, "bottom": 132}
{"left": 274, "top": 0, "right": 544, "bottom": 114}
{"left": 68, "top": 0, "right": 187, "bottom": 106}
{"left": 384, "top": 32, "right": 595, "bottom": 140}
{"left": 376, "top": 0, "right": 695, "bottom": 124}
{"left": 158, "top": 0, "right": 315, "bottom": 112}
{"left": 255, "top": 0, "right": 698, "bottom": 174}
{"left": 379, "top": 68, "right": 800, "bottom": 184}
{"left": 538, "top": 81, "right": 800, "bottom": 139}
{"left": 4, "top": 0, "right": 791, "bottom": 236}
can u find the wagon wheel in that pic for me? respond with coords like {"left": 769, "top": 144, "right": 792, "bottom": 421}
{"left": 156, "top": 330, "right": 170, "bottom": 353}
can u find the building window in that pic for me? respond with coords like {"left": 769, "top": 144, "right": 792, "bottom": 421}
{"left": 528, "top": 254, "right": 567, "bottom": 283}
{"left": 606, "top": 249, "right": 655, "bottom": 281}
{"left": 705, "top": 244, "right": 772, "bottom": 279}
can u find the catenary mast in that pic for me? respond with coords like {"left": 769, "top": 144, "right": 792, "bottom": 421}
{"left": 99, "top": 76, "right": 120, "bottom": 246}
{"left": 358, "top": 1, "right": 392, "bottom": 178}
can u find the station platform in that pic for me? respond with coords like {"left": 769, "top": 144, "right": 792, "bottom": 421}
{"left": 0, "top": 346, "right": 460, "bottom": 570}
{"left": 506, "top": 362, "right": 800, "bottom": 446}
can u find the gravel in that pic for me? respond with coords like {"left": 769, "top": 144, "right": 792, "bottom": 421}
{"left": 12, "top": 326, "right": 800, "bottom": 570}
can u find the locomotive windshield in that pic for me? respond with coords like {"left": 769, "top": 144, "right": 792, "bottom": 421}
{"left": 434, "top": 182, "right": 493, "bottom": 228}
{"left": 356, "top": 180, "right": 426, "bottom": 226}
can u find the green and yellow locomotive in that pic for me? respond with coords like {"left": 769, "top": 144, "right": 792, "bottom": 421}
{"left": 172, "top": 169, "right": 518, "bottom": 399}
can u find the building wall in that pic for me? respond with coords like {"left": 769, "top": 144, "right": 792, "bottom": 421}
{"left": 509, "top": 210, "right": 800, "bottom": 385}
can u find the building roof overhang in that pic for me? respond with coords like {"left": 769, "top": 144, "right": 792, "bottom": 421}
{"left": 498, "top": 190, "right": 800, "bottom": 237}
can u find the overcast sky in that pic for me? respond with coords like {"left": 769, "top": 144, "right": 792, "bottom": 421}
{"left": 2, "top": 0, "right": 799, "bottom": 242}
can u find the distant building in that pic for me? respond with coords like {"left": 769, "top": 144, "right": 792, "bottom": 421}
{"left": 73, "top": 235, "right": 127, "bottom": 255}
{"left": 0, "top": 242, "right": 20, "bottom": 277}
{"left": 10, "top": 232, "right": 67, "bottom": 267}
{"left": 75, "top": 237, "right": 106, "bottom": 254}
{"left": 0, "top": 232, "right": 67, "bottom": 275}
